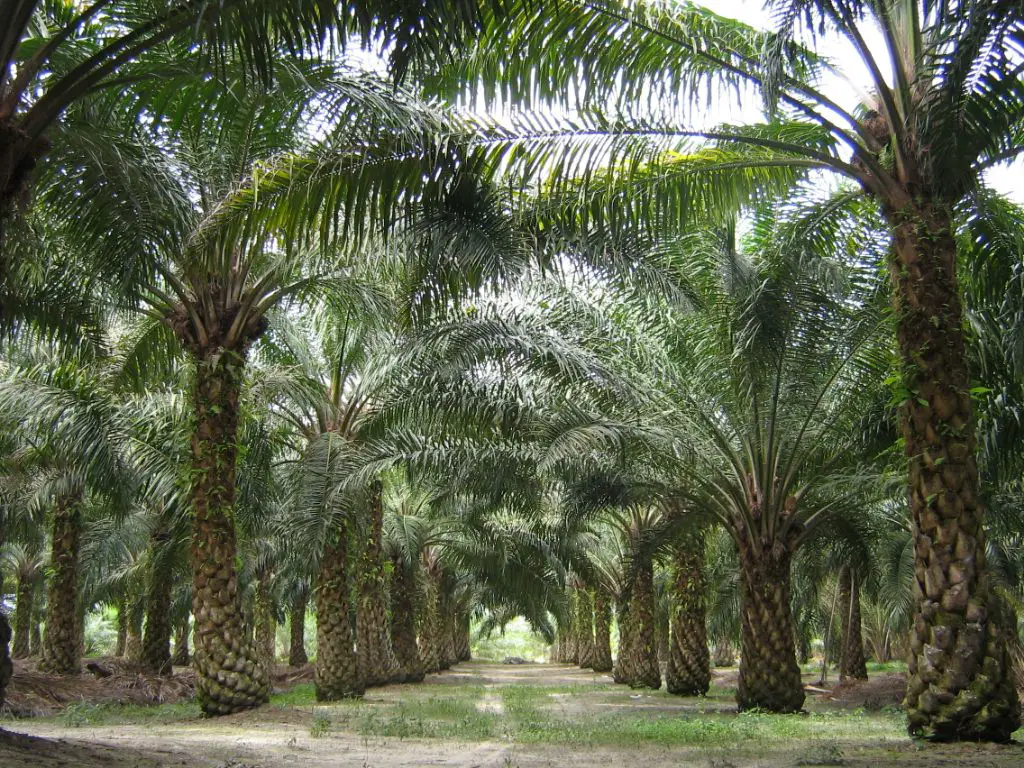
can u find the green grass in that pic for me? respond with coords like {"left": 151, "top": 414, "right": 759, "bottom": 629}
{"left": 56, "top": 700, "right": 202, "bottom": 727}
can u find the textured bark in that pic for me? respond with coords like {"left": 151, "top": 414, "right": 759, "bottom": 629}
{"left": 189, "top": 355, "right": 269, "bottom": 715}
{"left": 838, "top": 566, "right": 868, "bottom": 682}
{"left": 288, "top": 594, "right": 308, "bottom": 667}
{"left": 886, "top": 201, "right": 1020, "bottom": 741}
{"left": 115, "top": 599, "right": 127, "bottom": 657}
{"left": 356, "top": 480, "right": 401, "bottom": 686}
{"left": 455, "top": 611, "right": 472, "bottom": 662}
{"left": 141, "top": 537, "right": 174, "bottom": 676}
{"left": 612, "top": 598, "right": 630, "bottom": 683}
{"left": 171, "top": 621, "right": 190, "bottom": 667}
{"left": 254, "top": 574, "right": 276, "bottom": 678}
{"left": 315, "top": 518, "right": 363, "bottom": 700}
{"left": 620, "top": 558, "right": 661, "bottom": 690}
{"left": 125, "top": 596, "right": 145, "bottom": 664}
{"left": 713, "top": 640, "right": 736, "bottom": 668}
{"left": 420, "top": 571, "right": 444, "bottom": 674}
{"left": 39, "top": 495, "right": 82, "bottom": 675}
{"left": 390, "top": 555, "right": 424, "bottom": 682}
{"left": 12, "top": 572, "right": 34, "bottom": 659}
{"left": 666, "top": 537, "right": 711, "bottom": 697}
{"left": 0, "top": 612, "right": 11, "bottom": 709}
{"left": 591, "top": 590, "right": 613, "bottom": 673}
{"left": 29, "top": 592, "right": 41, "bottom": 657}
{"left": 574, "top": 588, "right": 595, "bottom": 669}
{"left": 736, "top": 544, "right": 804, "bottom": 712}
{"left": 438, "top": 591, "right": 457, "bottom": 669}
{"left": 562, "top": 594, "right": 578, "bottom": 665}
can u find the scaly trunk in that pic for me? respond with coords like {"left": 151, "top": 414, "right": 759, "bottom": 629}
{"left": 39, "top": 494, "right": 82, "bottom": 675}
{"left": 254, "top": 573, "right": 276, "bottom": 678}
{"left": 456, "top": 611, "right": 472, "bottom": 662}
{"left": 189, "top": 354, "right": 269, "bottom": 714}
{"left": 838, "top": 565, "right": 867, "bottom": 682}
{"left": 591, "top": 590, "right": 613, "bottom": 673}
{"left": 390, "top": 555, "right": 424, "bottom": 682}
{"left": 356, "top": 480, "right": 400, "bottom": 686}
{"left": 141, "top": 529, "right": 174, "bottom": 676}
{"left": 0, "top": 613, "right": 10, "bottom": 709}
{"left": 574, "top": 588, "right": 595, "bottom": 669}
{"left": 29, "top": 586, "right": 42, "bottom": 657}
{"left": 886, "top": 200, "right": 1020, "bottom": 741}
{"left": 125, "top": 596, "right": 145, "bottom": 664}
{"left": 621, "top": 558, "right": 660, "bottom": 690}
{"left": 666, "top": 535, "right": 710, "bottom": 697}
{"left": 736, "top": 542, "right": 804, "bottom": 712}
{"left": 438, "top": 591, "right": 457, "bottom": 669}
{"left": 315, "top": 517, "right": 363, "bottom": 700}
{"left": 562, "top": 592, "right": 578, "bottom": 665}
{"left": 171, "top": 621, "right": 190, "bottom": 667}
{"left": 288, "top": 593, "right": 308, "bottom": 667}
{"left": 713, "top": 640, "right": 736, "bottom": 668}
{"left": 612, "top": 598, "right": 631, "bottom": 683}
{"left": 12, "top": 572, "right": 34, "bottom": 659}
{"left": 420, "top": 567, "right": 444, "bottom": 674}
{"left": 115, "top": 597, "right": 127, "bottom": 657}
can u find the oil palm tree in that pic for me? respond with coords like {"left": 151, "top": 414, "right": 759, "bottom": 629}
{"left": 437, "top": 0, "right": 1024, "bottom": 739}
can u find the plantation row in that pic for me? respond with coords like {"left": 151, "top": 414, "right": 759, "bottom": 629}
{"left": 1, "top": 0, "right": 1023, "bottom": 747}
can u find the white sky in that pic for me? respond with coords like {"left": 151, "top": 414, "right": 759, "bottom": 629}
{"left": 697, "top": 0, "right": 1023, "bottom": 201}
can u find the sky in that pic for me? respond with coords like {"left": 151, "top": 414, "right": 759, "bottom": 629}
{"left": 696, "top": 0, "right": 1023, "bottom": 202}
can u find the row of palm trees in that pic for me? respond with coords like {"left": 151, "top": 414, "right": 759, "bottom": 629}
{"left": 1, "top": 0, "right": 1022, "bottom": 744}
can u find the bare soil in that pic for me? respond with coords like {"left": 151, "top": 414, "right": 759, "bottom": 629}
{"left": 2, "top": 661, "right": 1022, "bottom": 767}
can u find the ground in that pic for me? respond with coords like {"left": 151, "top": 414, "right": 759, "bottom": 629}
{"left": 2, "top": 660, "right": 1023, "bottom": 767}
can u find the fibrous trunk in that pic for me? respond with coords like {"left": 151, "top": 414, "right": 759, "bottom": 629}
{"left": 574, "top": 587, "right": 595, "bottom": 669}
{"left": 838, "top": 565, "right": 867, "bottom": 682}
{"left": 12, "top": 572, "right": 34, "bottom": 659}
{"left": 713, "top": 640, "right": 736, "bottom": 667}
{"left": 29, "top": 590, "right": 42, "bottom": 657}
{"left": 39, "top": 495, "right": 82, "bottom": 675}
{"left": 254, "top": 573, "right": 276, "bottom": 678}
{"left": 591, "top": 590, "right": 613, "bottom": 673}
{"left": 356, "top": 480, "right": 401, "bottom": 686}
{"left": 562, "top": 592, "right": 578, "bottom": 664}
{"left": 666, "top": 535, "right": 710, "bottom": 697}
{"left": 621, "top": 558, "right": 660, "bottom": 690}
{"left": 612, "top": 598, "right": 630, "bottom": 684}
{"left": 455, "top": 611, "right": 472, "bottom": 662}
{"left": 420, "top": 565, "right": 444, "bottom": 674}
{"left": 189, "top": 354, "right": 269, "bottom": 714}
{"left": 390, "top": 555, "right": 424, "bottom": 682}
{"left": 887, "top": 201, "right": 1020, "bottom": 741}
{"left": 125, "top": 596, "right": 145, "bottom": 664}
{"left": 438, "top": 592, "right": 457, "bottom": 669}
{"left": 115, "top": 598, "right": 127, "bottom": 657}
{"left": 0, "top": 613, "right": 11, "bottom": 709}
{"left": 288, "top": 594, "right": 308, "bottom": 667}
{"left": 171, "top": 621, "right": 190, "bottom": 667}
{"left": 736, "top": 541, "right": 804, "bottom": 712}
{"left": 315, "top": 517, "right": 363, "bottom": 700}
{"left": 141, "top": 530, "right": 174, "bottom": 676}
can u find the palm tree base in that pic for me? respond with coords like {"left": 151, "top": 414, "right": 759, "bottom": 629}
{"left": 0, "top": 613, "right": 12, "bottom": 708}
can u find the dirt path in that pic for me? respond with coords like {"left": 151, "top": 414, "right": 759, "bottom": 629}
{"left": 3, "top": 662, "right": 1023, "bottom": 767}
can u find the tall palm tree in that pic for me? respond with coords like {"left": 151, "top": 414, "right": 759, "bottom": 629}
{"left": 665, "top": 528, "right": 711, "bottom": 697}
{"left": 437, "top": 0, "right": 1024, "bottom": 739}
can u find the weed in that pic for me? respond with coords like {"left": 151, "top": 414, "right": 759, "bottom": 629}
{"left": 310, "top": 711, "right": 331, "bottom": 738}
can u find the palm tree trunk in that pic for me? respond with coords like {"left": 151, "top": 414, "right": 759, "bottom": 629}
{"left": 562, "top": 594, "right": 578, "bottom": 665}
{"left": 666, "top": 536, "right": 710, "bottom": 696}
{"left": 125, "top": 596, "right": 145, "bottom": 664}
{"left": 315, "top": 517, "right": 363, "bottom": 700}
{"left": 288, "top": 593, "right": 308, "bottom": 667}
{"left": 622, "top": 558, "right": 661, "bottom": 690}
{"left": 12, "top": 572, "right": 34, "bottom": 659}
{"left": 141, "top": 535, "right": 173, "bottom": 676}
{"left": 420, "top": 568, "right": 443, "bottom": 674}
{"left": 356, "top": 480, "right": 400, "bottom": 686}
{"left": 612, "top": 598, "right": 630, "bottom": 683}
{"left": 574, "top": 588, "right": 595, "bottom": 669}
{"left": 456, "top": 611, "right": 472, "bottom": 662}
{"left": 438, "top": 592, "right": 457, "bottom": 669}
{"left": 0, "top": 613, "right": 11, "bottom": 710}
{"left": 189, "top": 354, "right": 269, "bottom": 715}
{"left": 40, "top": 494, "right": 82, "bottom": 675}
{"left": 171, "top": 621, "right": 190, "bottom": 666}
{"left": 254, "top": 573, "right": 276, "bottom": 678}
{"left": 713, "top": 640, "right": 736, "bottom": 668}
{"left": 29, "top": 588, "right": 42, "bottom": 657}
{"left": 591, "top": 590, "right": 613, "bottom": 673}
{"left": 838, "top": 565, "right": 867, "bottom": 682}
{"left": 888, "top": 201, "right": 1020, "bottom": 741}
{"left": 389, "top": 555, "right": 424, "bottom": 682}
{"left": 115, "top": 597, "right": 127, "bottom": 657}
{"left": 736, "top": 542, "right": 804, "bottom": 712}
